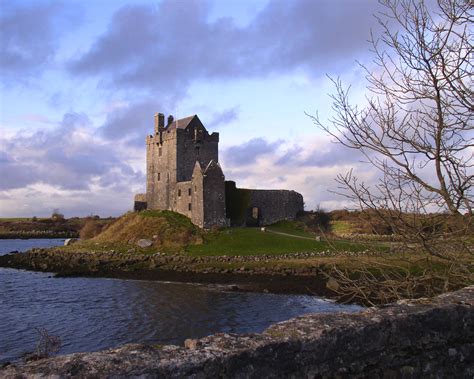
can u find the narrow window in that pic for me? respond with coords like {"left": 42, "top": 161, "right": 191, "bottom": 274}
{"left": 158, "top": 147, "right": 162, "bottom": 157}
{"left": 157, "top": 173, "right": 161, "bottom": 181}
{"left": 188, "top": 203, "right": 192, "bottom": 211}
{"left": 194, "top": 185, "right": 197, "bottom": 192}
{"left": 188, "top": 188, "right": 192, "bottom": 196}
{"left": 178, "top": 189, "right": 181, "bottom": 197}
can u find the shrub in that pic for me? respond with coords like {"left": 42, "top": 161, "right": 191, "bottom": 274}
{"left": 297, "top": 209, "right": 331, "bottom": 232}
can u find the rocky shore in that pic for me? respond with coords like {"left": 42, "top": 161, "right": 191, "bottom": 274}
{"left": 2, "top": 286, "right": 472, "bottom": 378}
{"left": 0, "top": 248, "right": 336, "bottom": 297}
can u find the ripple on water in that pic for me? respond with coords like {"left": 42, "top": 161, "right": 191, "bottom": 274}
{"left": 0, "top": 240, "right": 362, "bottom": 364}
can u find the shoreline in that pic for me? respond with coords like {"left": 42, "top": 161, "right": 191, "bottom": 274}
{"left": 0, "top": 248, "right": 337, "bottom": 299}
{"left": 54, "top": 268, "right": 331, "bottom": 297}
{"left": 2, "top": 244, "right": 465, "bottom": 305}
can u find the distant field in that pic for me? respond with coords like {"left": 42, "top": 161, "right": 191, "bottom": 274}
{"left": 0, "top": 218, "right": 47, "bottom": 222}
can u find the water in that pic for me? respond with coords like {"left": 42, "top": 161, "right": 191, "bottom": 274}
{"left": 0, "top": 239, "right": 362, "bottom": 363}
{"left": 0, "top": 238, "right": 66, "bottom": 254}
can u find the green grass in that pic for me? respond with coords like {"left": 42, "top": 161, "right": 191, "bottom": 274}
{"left": 266, "top": 220, "right": 316, "bottom": 238}
{"left": 186, "top": 227, "right": 379, "bottom": 256}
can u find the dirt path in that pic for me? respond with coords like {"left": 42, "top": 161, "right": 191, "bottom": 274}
{"left": 265, "top": 229, "right": 318, "bottom": 241}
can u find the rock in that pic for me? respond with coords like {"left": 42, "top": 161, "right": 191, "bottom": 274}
{"left": 64, "top": 238, "right": 77, "bottom": 246}
{"left": 137, "top": 239, "right": 153, "bottom": 248}
{"left": 184, "top": 339, "right": 200, "bottom": 350}
{"left": 315, "top": 236, "right": 321, "bottom": 241}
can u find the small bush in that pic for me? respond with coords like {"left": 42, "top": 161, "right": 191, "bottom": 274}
{"left": 24, "top": 328, "right": 62, "bottom": 362}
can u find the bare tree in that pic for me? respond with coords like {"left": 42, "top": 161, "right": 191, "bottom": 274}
{"left": 311, "top": 0, "right": 473, "bottom": 302}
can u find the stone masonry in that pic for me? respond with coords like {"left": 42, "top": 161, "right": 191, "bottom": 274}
{"left": 134, "top": 113, "right": 303, "bottom": 228}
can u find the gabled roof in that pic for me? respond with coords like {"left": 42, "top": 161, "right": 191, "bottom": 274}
{"left": 166, "top": 115, "right": 197, "bottom": 130}
{"left": 204, "top": 160, "right": 224, "bottom": 177}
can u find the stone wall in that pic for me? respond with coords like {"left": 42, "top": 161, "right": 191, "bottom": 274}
{"left": 173, "top": 181, "right": 193, "bottom": 219}
{"left": 226, "top": 181, "right": 304, "bottom": 226}
{"left": 191, "top": 163, "right": 205, "bottom": 228}
{"left": 145, "top": 128, "right": 176, "bottom": 210}
{"left": 2, "top": 287, "right": 472, "bottom": 378}
{"left": 175, "top": 119, "right": 219, "bottom": 182}
{"left": 202, "top": 161, "right": 227, "bottom": 228}
{"left": 248, "top": 188, "right": 304, "bottom": 225}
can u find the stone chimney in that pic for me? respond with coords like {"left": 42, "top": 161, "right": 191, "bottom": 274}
{"left": 154, "top": 113, "right": 165, "bottom": 134}
{"left": 167, "top": 115, "right": 174, "bottom": 127}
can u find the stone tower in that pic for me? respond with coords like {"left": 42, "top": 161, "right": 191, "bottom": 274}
{"left": 134, "top": 113, "right": 227, "bottom": 228}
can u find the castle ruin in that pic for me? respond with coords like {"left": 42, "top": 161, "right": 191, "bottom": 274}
{"left": 134, "top": 113, "right": 304, "bottom": 228}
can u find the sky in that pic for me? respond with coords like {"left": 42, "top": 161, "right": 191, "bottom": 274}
{"left": 0, "top": 0, "right": 385, "bottom": 217}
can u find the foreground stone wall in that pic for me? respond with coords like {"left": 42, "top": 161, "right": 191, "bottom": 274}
{"left": 2, "top": 287, "right": 472, "bottom": 378}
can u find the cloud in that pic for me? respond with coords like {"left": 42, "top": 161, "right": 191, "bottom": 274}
{"left": 68, "top": 0, "right": 381, "bottom": 93}
{"left": 0, "top": 2, "right": 79, "bottom": 81}
{"left": 221, "top": 135, "right": 379, "bottom": 210}
{"left": 99, "top": 99, "right": 162, "bottom": 144}
{"left": 208, "top": 107, "right": 240, "bottom": 129}
{"left": 276, "top": 141, "right": 364, "bottom": 168}
{"left": 0, "top": 184, "right": 137, "bottom": 218}
{"left": 223, "top": 137, "right": 280, "bottom": 165}
{"left": 0, "top": 112, "right": 143, "bottom": 192}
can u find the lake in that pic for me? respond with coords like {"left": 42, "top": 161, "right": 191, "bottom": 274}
{"left": 0, "top": 239, "right": 362, "bottom": 363}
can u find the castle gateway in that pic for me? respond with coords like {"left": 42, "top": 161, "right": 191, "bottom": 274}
{"left": 134, "top": 113, "right": 304, "bottom": 228}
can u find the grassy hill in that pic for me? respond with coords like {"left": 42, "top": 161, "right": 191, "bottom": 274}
{"left": 91, "top": 210, "right": 203, "bottom": 250}
{"left": 81, "top": 212, "right": 386, "bottom": 256}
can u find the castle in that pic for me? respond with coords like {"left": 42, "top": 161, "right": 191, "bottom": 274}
{"left": 134, "top": 113, "right": 304, "bottom": 228}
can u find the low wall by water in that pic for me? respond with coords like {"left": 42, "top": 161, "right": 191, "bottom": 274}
{"left": 2, "top": 286, "right": 472, "bottom": 378}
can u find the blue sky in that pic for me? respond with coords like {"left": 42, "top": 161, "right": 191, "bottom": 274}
{"left": 0, "top": 0, "right": 383, "bottom": 217}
